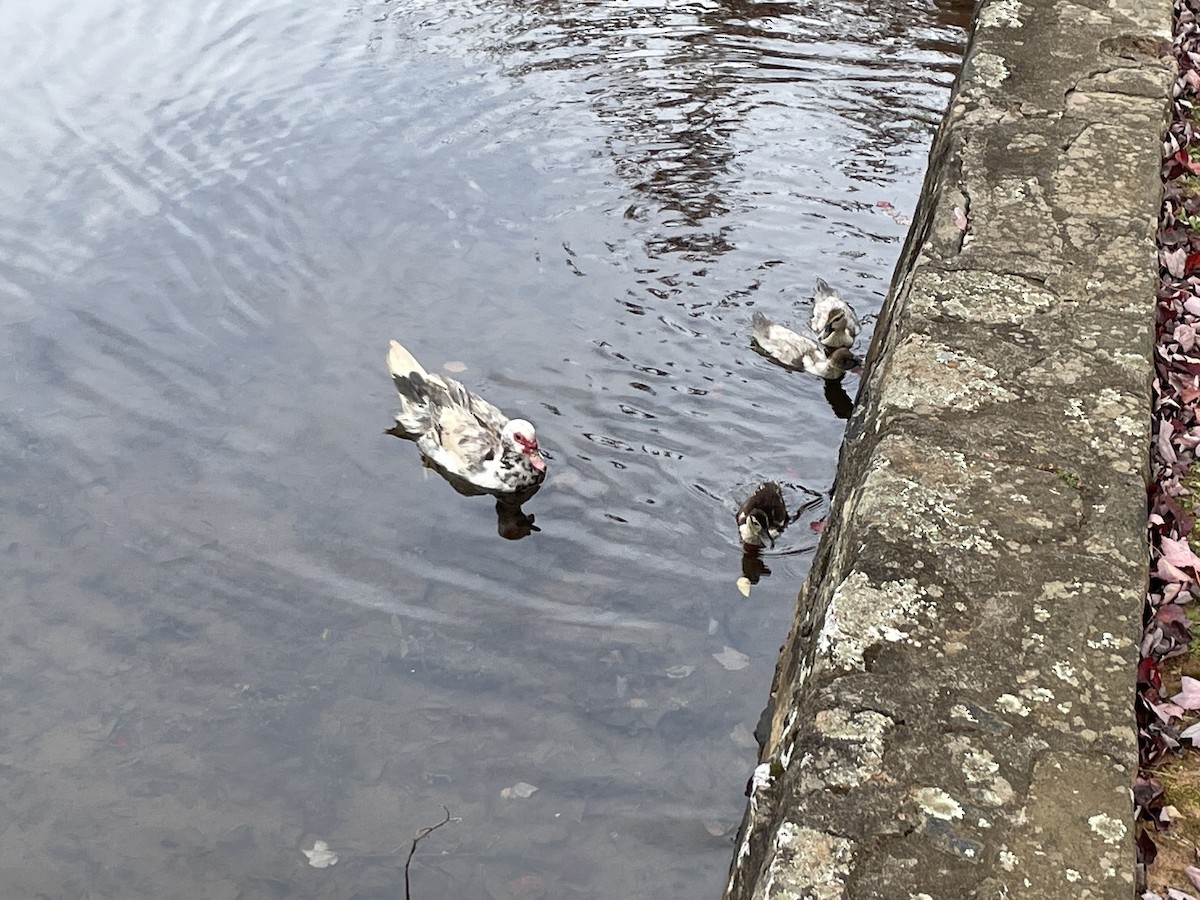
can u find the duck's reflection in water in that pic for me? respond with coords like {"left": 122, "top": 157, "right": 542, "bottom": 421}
{"left": 387, "top": 426, "right": 544, "bottom": 541}
{"left": 740, "top": 551, "right": 772, "bottom": 584}
{"left": 823, "top": 378, "right": 855, "bottom": 420}
{"left": 496, "top": 499, "right": 539, "bottom": 540}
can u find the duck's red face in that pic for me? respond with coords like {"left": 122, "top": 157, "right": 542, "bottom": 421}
{"left": 512, "top": 431, "right": 546, "bottom": 472}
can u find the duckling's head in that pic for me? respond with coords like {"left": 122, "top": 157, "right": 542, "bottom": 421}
{"left": 819, "top": 310, "right": 855, "bottom": 346}
{"left": 738, "top": 509, "right": 774, "bottom": 549}
{"left": 826, "top": 348, "right": 862, "bottom": 377}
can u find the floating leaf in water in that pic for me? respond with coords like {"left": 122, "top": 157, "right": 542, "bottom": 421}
{"left": 703, "top": 820, "right": 734, "bottom": 837}
{"left": 713, "top": 646, "right": 750, "bottom": 671}
{"left": 736, "top": 577, "right": 752, "bottom": 597}
{"left": 444, "top": 360, "right": 467, "bottom": 373}
{"left": 501, "top": 782, "right": 538, "bottom": 799}
{"left": 665, "top": 665, "right": 695, "bottom": 679}
{"left": 729, "top": 723, "right": 759, "bottom": 750}
{"left": 303, "top": 840, "right": 338, "bottom": 868}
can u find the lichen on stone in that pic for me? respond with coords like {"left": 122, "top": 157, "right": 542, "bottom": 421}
{"left": 979, "top": 0, "right": 1023, "bottom": 27}
{"left": 816, "top": 572, "right": 938, "bottom": 671}
{"left": 913, "top": 786, "right": 965, "bottom": 821}
{"left": 880, "top": 333, "right": 1015, "bottom": 412}
{"left": 754, "top": 824, "right": 856, "bottom": 900}
{"left": 1086, "top": 812, "right": 1127, "bottom": 845}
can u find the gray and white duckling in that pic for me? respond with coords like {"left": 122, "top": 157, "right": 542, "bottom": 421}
{"left": 810, "top": 278, "right": 861, "bottom": 350}
{"left": 751, "top": 311, "right": 860, "bottom": 380}
{"left": 736, "top": 481, "right": 788, "bottom": 551}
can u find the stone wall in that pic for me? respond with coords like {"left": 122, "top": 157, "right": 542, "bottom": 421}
{"left": 724, "top": 0, "right": 1174, "bottom": 896}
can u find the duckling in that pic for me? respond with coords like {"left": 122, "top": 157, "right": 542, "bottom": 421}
{"left": 736, "top": 481, "right": 788, "bottom": 551}
{"left": 810, "top": 278, "right": 861, "bottom": 349}
{"left": 750, "top": 311, "right": 860, "bottom": 380}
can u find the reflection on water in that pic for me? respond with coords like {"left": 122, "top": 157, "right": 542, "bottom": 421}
{"left": 0, "top": 0, "right": 967, "bottom": 895}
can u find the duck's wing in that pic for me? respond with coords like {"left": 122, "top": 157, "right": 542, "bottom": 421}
{"left": 751, "top": 315, "right": 817, "bottom": 369}
{"left": 428, "top": 403, "right": 503, "bottom": 473}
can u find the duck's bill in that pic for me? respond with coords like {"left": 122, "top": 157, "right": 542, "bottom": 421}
{"left": 530, "top": 454, "right": 547, "bottom": 472}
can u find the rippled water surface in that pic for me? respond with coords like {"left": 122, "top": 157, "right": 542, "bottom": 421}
{"left": 1, "top": 0, "right": 968, "bottom": 896}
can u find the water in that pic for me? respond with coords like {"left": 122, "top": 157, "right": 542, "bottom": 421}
{"left": 0, "top": 0, "right": 968, "bottom": 896}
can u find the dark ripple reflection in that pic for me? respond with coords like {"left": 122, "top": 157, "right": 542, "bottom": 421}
{"left": 0, "top": 0, "right": 968, "bottom": 895}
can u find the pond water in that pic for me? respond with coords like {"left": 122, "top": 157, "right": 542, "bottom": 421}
{"left": 0, "top": 0, "right": 968, "bottom": 896}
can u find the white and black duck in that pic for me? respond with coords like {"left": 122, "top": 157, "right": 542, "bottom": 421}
{"left": 810, "top": 278, "right": 861, "bottom": 350}
{"left": 736, "top": 481, "right": 789, "bottom": 551}
{"left": 386, "top": 339, "right": 547, "bottom": 498}
{"left": 750, "top": 311, "right": 860, "bottom": 380}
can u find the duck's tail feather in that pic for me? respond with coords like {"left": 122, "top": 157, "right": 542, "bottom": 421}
{"left": 814, "top": 277, "right": 837, "bottom": 299}
{"left": 387, "top": 340, "right": 428, "bottom": 380}
{"left": 387, "top": 340, "right": 432, "bottom": 432}
{"left": 750, "top": 310, "right": 772, "bottom": 342}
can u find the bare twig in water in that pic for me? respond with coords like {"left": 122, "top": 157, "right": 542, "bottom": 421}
{"left": 404, "top": 806, "right": 452, "bottom": 900}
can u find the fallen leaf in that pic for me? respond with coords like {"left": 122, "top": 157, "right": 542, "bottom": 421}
{"left": 507, "top": 873, "right": 547, "bottom": 900}
{"left": 500, "top": 782, "right": 539, "bottom": 799}
{"left": 443, "top": 361, "right": 467, "bottom": 373}
{"left": 1189, "top": 866, "right": 1200, "bottom": 891}
{"left": 703, "top": 820, "right": 733, "bottom": 837}
{"left": 953, "top": 206, "right": 968, "bottom": 231}
{"left": 303, "top": 840, "right": 338, "bottom": 868}
{"left": 729, "top": 723, "right": 759, "bottom": 750}
{"left": 665, "top": 665, "right": 696, "bottom": 679}
{"left": 1166, "top": 247, "right": 1189, "bottom": 278}
{"left": 713, "top": 646, "right": 750, "bottom": 671}
{"left": 1163, "top": 535, "right": 1200, "bottom": 573}
{"left": 736, "top": 577, "right": 752, "bottom": 597}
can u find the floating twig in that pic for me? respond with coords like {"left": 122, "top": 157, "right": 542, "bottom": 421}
{"left": 404, "top": 806, "right": 452, "bottom": 900}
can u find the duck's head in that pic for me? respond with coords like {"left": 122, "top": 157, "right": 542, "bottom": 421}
{"left": 826, "top": 348, "right": 862, "bottom": 377}
{"left": 503, "top": 419, "right": 547, "bottom": 472}
{"left": 738, "top": 510, "right": 773, "bottom": 549}
{"left": 821, "top": 309, "right": 848, "bottom": 337}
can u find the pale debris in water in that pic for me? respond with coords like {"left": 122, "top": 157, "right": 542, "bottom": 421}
{"left": 303, "top": 840, "right": 338, "bottom": 868}
{"left": 443, "top": 361, "right": 467, "bottom": 373}
{"left": 500, "top": 782, "right": 538, "bottom": 799}
{"left": 664, "top": 664, "right": 695, "bottom": 679}
{"left": 736, "top": 577, "right": 752, "bottom": 597}
{"left": 714, "top": 646, "right": 750, "bottom": 671}
{"left": 729, "top": 722, "right": 759, "bottom": 750}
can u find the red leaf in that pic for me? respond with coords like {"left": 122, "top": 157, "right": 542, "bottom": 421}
{"left": 1177, "top": 149, "right": 1200, "bottom": 174}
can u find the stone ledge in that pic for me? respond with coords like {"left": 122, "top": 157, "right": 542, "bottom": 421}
{"left": 724, "top": 0, "right": 1174, "bottom": 897}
